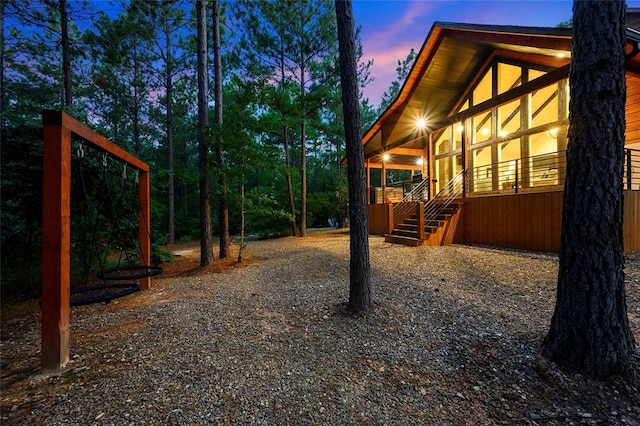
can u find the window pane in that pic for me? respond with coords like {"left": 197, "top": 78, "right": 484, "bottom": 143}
{"left": 472, "top": 111, "right": 492, "bottom": 144}
{"left": 435, "top": 157, "right": 451, "bottom": 193}
{"left": 471, "top": 147, "right": 492, "bottom": 192}
{"left": 453, "top": 123, "right": 463, "bottom": 151}
{"left": 434, "top": 127, "right": 451, "bottom": 155}
{"left": 498, "top": 99, "right": 520, "bottom": 138}
{"left": 498, "top": 63, "right": 521, "bottom": 94}
{"left": 498, "top": 138, "right": 520, "bottom": 191}
{"left": 531, "top": 84, "right": 559, "bottom": 128}
{"left": 472, "top": 69, "right": 492, "bottom": 105}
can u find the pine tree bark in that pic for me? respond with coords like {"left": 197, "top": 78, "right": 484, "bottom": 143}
{"left": 212, "top": 0, "right": 229, "bottom": 258}
{"left": 59, "top": 0, "right": 72, "bottom": 107}
{"left": 335, "top": 0, "right": 371, "bottom": 314}
{"left": 541, "top": 0, "right": 637, "bottom": 377}
{"left": 165, "top": 2, "right": 175, "bottom": 245}
{"left": 197, "top": 0, "right": 213, "bottom": 266}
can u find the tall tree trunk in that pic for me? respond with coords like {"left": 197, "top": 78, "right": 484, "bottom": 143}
{"left": 284, "top": 129, "right": 299, "bottom": 236}
{"left": 59, "top": 0, "right": 71, "bottom": 107}
{"left": 212, "top": 0, "right": 229, "bottom": 258}
{"left": 335, "top": 0, "right": 371, "bottom": 314}
{"left": 541, "top": 0, "right": 636, "bottom": 377}
{"left": 1, "top": 1, "right": 4, "bottom": 138}
{"left": 299, "top": 60, "right": 307, "bottom": 237}
{"left": 197, "top": 0, "right": 213, "bottom": 266}
{"left": 132, "top": 50, "right": 140, "bottom": 155}
{"left": 165, "top": 7, "right": 175, "bottom": 245}
{"left": 300, "top": 111, "right": 307, "bottom": 237}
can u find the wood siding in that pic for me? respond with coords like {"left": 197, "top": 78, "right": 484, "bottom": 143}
{"left": 368, "top": 204, "right": 392, "bottom": 235}
{"left": 462, "top": 190, "right": 639, "bottom": 253}
{"left": 626, "top": 74, "right": 640, "bottom": 146}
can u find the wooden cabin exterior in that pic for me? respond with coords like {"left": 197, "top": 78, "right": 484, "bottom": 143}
{"left": 362, "top": 18, "right": 640, "bottom": 253}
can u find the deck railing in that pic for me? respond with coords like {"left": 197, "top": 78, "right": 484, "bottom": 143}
{"left": 626, "top": 148, "right": 640, "bottom": 190}
{"left": 424, "top": 171, "right": 464, "bottom": 226}
{"left": 391, "top": 177, "right": 430, "bottom": 228}
{"left": 468, "top": 148, "right": 640, "bottom": 195}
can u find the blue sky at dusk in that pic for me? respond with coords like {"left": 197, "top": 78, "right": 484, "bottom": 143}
{"left": 354, "top": 0, "right": 640, "bottom": 105}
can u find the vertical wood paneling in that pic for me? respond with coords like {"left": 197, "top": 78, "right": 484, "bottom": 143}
{"left": 461, "top": 191, "right": 638, "bottom": 253}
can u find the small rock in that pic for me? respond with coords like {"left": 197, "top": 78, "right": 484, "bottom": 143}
{"left": 527, "top": 412, "right": 541, "bottom": 420}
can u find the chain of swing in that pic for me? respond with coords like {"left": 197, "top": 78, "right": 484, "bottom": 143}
{"left": 70, "top": 142, "right": 161, "bottom": 307}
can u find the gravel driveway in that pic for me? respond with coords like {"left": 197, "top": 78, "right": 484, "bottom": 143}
{"left": 2, "top": 229, "right": 639, "bottom": 425}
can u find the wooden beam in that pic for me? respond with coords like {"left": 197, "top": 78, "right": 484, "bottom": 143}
{"left": 41, "top": 110, "right": 153, "bottom": 370}
{"left": 41, "top": 121, "right": 71, "bottom": 370}
{"left": 43, "top": 110, "right": 149, "bottom": 173}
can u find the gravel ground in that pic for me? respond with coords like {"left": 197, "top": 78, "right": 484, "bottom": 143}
{"left": 2, "top": 229, "right": 640, "bottom": 425}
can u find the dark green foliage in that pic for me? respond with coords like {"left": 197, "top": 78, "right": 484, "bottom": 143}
{"left": 0, "top": 125, "right": 43, "bottom": 301}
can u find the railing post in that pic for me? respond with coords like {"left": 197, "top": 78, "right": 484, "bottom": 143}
{"left": 515, "top": 159, "right": 519, "bottom": 194}
{"left": 387, "top": 203, "right": 394, "bottom": 234}
{"left": 417, "top": 202, "right": 426, "bottom": 241}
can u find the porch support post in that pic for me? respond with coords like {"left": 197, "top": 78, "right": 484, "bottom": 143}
{"left": 41, "top": 119, "right": 71, "bottom": 370}
{"left": 381, "top": 157, "right": 387, "bottom": 203}
{"left": 366, "top": 159, "right": 371, "bottom": 204}
{"left": 428, "top": 133, "right": 434, "bottom": 198}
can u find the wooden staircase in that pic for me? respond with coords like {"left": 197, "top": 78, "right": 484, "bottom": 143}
{"left": 385, "top": 201, "right": 463, "bottom": 246}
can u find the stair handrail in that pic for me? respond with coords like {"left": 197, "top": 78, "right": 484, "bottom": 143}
{"left": 392, "top": 177, "right": 430, "bottom": 228}
{"left": 423, "top": 170, "right": 465, "bottom": 227}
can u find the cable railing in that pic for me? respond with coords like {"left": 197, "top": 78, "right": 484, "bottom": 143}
{"left": 423, "top": 170, "right": 465, "bottom": 228}
{"left": 467, "top": 148, "right": 639, "bottom": 194}
{"left": 392, "top": 177, "right": 430, "bottom": 228}
{"left": 625, "top": 148, "right": 640, "bottom": 190}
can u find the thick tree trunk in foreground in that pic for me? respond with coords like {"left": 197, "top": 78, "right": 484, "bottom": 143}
{"left": 541, "top": 0, "right": 636, "bottom": 377}
{"left": 335, "top": 0, "right": 371, "bottom": 313}
{"left": 197, "top": 0, "right": 213, "bottom": 266}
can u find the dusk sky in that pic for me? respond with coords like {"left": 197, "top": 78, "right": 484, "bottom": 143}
{"left": 353, "top": 0, "right": 640, "bottom": 106}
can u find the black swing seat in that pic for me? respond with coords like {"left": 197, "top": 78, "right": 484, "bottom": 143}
{"left": 97, "top": 264, "right": 163, "bottom": 281}
{"left": 70, "top": 282, "right": 140, "bottom": 307}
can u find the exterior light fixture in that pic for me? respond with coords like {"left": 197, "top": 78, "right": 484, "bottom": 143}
{"left": 416, "top": 157, "right": 423, "bottom": 166}
{"left": 382, "top": 153, "right": 390, "bottom": 162}
{"left": 416, "top": 118, "right": 426, "bottom": 129}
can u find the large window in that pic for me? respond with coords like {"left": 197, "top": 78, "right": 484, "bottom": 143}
{"left": 432, "top": 59, "right": 569, "bottom": 194}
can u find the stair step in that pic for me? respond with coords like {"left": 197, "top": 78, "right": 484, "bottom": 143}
{"left": 385, "top": 234, "right": 422, "bottom": 246}
{"left": 392, "top": 229, "right": 419, "bottom": 238}
{"left": 398, "top": 223, "right": 418, "bottom": 231}
{"left": 425, "top": 219, "right": 445, "bottom": 227}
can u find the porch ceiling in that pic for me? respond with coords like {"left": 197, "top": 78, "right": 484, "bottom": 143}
{"left": 363, "top": 23, "right": 574, "bottom": 165}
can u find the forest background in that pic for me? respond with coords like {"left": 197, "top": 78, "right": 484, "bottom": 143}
{"left": 0, "top": 0, "right": 416, "bottom": 300}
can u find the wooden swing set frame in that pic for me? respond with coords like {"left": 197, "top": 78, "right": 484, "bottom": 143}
{"left": 42, "top": 110, "right": 152, "bottom": 370}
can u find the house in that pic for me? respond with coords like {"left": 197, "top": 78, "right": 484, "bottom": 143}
{"left": 363, "top": 15, "right": 640, "bottom": 252}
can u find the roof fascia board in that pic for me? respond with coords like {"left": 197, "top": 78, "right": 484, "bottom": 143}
{"left": 361, "top": 24, "right": 445, "bottom": 146}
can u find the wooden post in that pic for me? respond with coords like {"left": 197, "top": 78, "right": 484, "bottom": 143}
{"left": 41, "top": 121, "right": 71, "bottom": 370}
{"left": 386, "top": 203, "right": 394, "bottom": 234}
{"left": 138, "top": 169, "right": 151, "bottom": 290}
{"left": 417, "top": 202, "right": 426, "bottom": 241}
{"left": 41, "top": 110, "right": 153, "bottom": 370}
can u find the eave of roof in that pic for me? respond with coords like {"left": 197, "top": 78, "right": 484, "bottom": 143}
{"left": 361, "top": 22, "right": 573, "bottom": 162}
